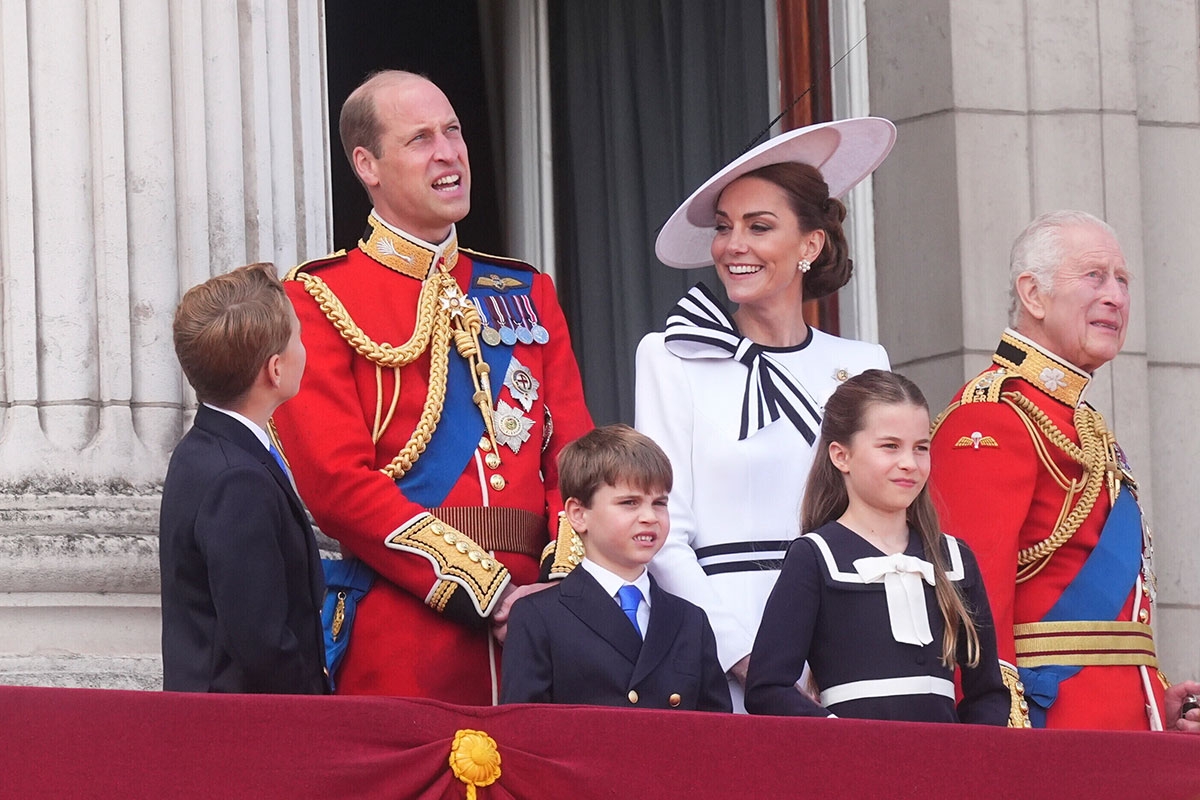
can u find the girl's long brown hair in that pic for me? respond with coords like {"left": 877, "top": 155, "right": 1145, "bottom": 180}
{"left": 800, "top": 369, "right": 981, "bottom": 667}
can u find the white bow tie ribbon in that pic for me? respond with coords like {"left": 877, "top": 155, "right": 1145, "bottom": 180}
{"left": 663, "top": 284, "right": 823, "bottom": 442}
{"left": 853, "top": 553, "right": 936, "bottom": 646}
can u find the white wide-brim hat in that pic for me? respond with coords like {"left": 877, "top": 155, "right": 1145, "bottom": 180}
{"left": 655, "top": 117, "right": 897, "bottom": 269}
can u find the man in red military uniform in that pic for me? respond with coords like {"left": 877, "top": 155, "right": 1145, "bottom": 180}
{"left": 272, "top": 70, "right": 593, "bottom": 703}
{"left": 931, "top": 210, "right": 1200, "bottom": 730}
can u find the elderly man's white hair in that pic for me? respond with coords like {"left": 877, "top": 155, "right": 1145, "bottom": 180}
{"left": 1008, "top": 210, "right": 1119, "bottom": 327}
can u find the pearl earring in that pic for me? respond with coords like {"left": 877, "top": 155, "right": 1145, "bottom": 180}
{"left": 797, "top": 259, "right": 811, "bottom": 273}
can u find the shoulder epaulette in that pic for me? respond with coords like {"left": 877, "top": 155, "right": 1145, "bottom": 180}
{"left": 931, "top": 367, "right": 1014, "bottom": 435}
{"left": 460, "top": 247, "right": 539, "bottom": 274}
{"left": 284, "top": 250, "right": 348, "bottom": 281}
{"left": 960, "top": 367, "right": 1013, "bottom": 405}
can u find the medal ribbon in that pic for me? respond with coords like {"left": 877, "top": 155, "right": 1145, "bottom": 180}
{"left": 663, "top": 283, "right": 823, "bottom": 442}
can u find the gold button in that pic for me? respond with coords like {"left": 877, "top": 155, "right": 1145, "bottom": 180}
{"left": 627, "top": 690, "right": 638, "bottom": 704}
{"left": 479, "top": 437, "right": 492, "bottom": 452}
{"left": 834, "top": 368, "right": 850, "bottom": 382}
{"left": 1015, "top": 681, "right": 1025, "bottom": 695}
{"left": 490, "top": 474, "right": 506, "bottom": 491}
{"left": 1139, "top": 608, "right": 1149, "bottom": 623}
{"left": 485, "top": 453, "right": 501, "bottom": 469}
{"left": 1143, "top": 584, "right": 1151, "bottom": 596}
{"left": 1019, "top": 699, "right": 1029, "bottom": 713}
{"left": 669, "top": 693, "right": 681, "bottom": 708}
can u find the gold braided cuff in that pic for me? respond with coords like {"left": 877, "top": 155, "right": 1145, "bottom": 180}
{"left": 429, "top": 579, "right": 458, "bottom": 613}
{"left": 385, "top": 513, "right": 509, "bottom": 617}
{"left": 546, "top": 512, "right": 585, "bottom": 579}
{"left": 1000, "top": 661, "right": 1032, "bottom": 728}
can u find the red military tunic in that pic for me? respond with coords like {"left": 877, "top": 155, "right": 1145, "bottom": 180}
{"left": 930, "top": 329, "right": 1165, "bottom": 730}
{"left": 273, "top": 214, "right": 593, "bottom": 703}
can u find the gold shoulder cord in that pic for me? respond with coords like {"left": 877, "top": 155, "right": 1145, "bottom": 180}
{"left": 1000, "top": 391, "right": 1116, "bottom": 582}
{"left": 294, "top": 261, "right": 500, "bottom": 480}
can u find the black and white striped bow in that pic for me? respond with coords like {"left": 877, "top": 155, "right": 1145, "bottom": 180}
{"left": 663, "top": 283, "right": 823, "bottom": 442}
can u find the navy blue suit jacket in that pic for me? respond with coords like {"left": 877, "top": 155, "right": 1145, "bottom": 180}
{"left": 499, "top": 567, "right": 731, "bottom": 711}
{"left": 159, "top": 404, "right": 328, "bottom": 694}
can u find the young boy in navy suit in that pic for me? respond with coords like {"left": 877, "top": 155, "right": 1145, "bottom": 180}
{"left": 160, "top": 263, "right": 328, "bottom": 694}
{"left": 500, "top": 425, "right": 731, "bottom": 711}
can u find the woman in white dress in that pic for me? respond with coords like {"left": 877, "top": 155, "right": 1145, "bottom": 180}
{"left": 635, "top": 118, "right": 895, "bottom": 710}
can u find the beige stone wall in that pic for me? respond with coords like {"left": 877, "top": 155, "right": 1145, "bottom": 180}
{"left": 1137, "top": 0, "right": 1200, "bottom": 681}
{"left": 867, "top": 0, "right": 1200, "bottom": 681}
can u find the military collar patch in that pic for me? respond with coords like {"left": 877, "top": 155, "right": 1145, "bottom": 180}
{"left": 475, "top": 273, "right": 527, "bottom": 293}
{"left": 359, "top": 213, "right": 459, "bottom": 280}
{"left": 993, "top": 328, "right": 1091, "bottom": 408}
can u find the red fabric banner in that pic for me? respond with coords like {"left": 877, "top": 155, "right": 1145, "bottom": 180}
{"left": 4, "top": 685, "right": 1198, "bottom": 799}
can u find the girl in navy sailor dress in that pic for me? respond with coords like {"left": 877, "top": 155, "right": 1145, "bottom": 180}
{"left": 744, "top": 370, "right": 1009, "bottom": 724}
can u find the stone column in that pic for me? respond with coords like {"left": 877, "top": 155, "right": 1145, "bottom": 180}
{"left": 1136, "top": 0, "right": 1200, "bottom": 682}
{"left": 0, "top": 0, "right": 330, "bottom": 687}
{"left": 866, "top": 0, "right": 1198, "bottom": 682}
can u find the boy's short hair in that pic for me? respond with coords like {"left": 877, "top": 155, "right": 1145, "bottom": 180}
{"left": 558, "top": 424, "right": 672, "bottom": 506}
{"left": 173, "top": 263, "right": 292, "bottom": 406}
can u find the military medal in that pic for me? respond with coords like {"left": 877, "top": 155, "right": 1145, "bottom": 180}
{"left": 473, "top": 298, "right": 502, "bottom": 346}
{"left": 518, "top": 295, "right": 550, "bottom": 344}
{"left": 504, "top": 357, "right": 540, "bottom": 412}
{"left": 493, "top": 399, "right": 534, "bottom": 453}
{"left": 489, "top": 296, "right": 518, "bottom": 346}
{"left": 508, "top": 297, "right": 535, "bottom": 344}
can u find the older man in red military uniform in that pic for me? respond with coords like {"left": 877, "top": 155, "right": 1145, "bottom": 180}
{"left": 931, "top": 210, "right": 1200, "bottom": 731}
{"left": 272, "top": 70, "right": 592, "bottom": 704}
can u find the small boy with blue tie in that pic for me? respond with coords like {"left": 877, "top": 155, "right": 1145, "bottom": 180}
{"left": 499, "top": 425, "right": 731, "bottom": 711}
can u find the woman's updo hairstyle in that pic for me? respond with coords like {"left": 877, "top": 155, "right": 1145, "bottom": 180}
{"left": 740, "top": 162, "right": 852, "bottom": 300}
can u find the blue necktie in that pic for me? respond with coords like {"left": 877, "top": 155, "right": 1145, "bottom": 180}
{"left": 268, "top": 441, "right": 292, "bottom": 480}
{"left": 616, "top": 584, "right": 643, "bottom": 637}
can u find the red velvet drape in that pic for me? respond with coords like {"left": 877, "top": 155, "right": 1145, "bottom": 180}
{"left": 5, "top": 686, "right": 1198, "bottom": 799}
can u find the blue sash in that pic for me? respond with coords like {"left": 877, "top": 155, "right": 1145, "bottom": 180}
{"left": 391, "top": 258, "right": 529, "bottom": 507}
{"left": 320, "top": 557, "right": 374, "bottom": 691}
{"left": 1019, "top": 486, "right": 1142, "bottom": 726}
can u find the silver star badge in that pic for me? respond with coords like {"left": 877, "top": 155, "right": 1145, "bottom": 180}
{"left": 504, "top": 357, "right": 540, "bottom": 412}
{"left": 493, "top": 399, "right": 534, "bottom": 454}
